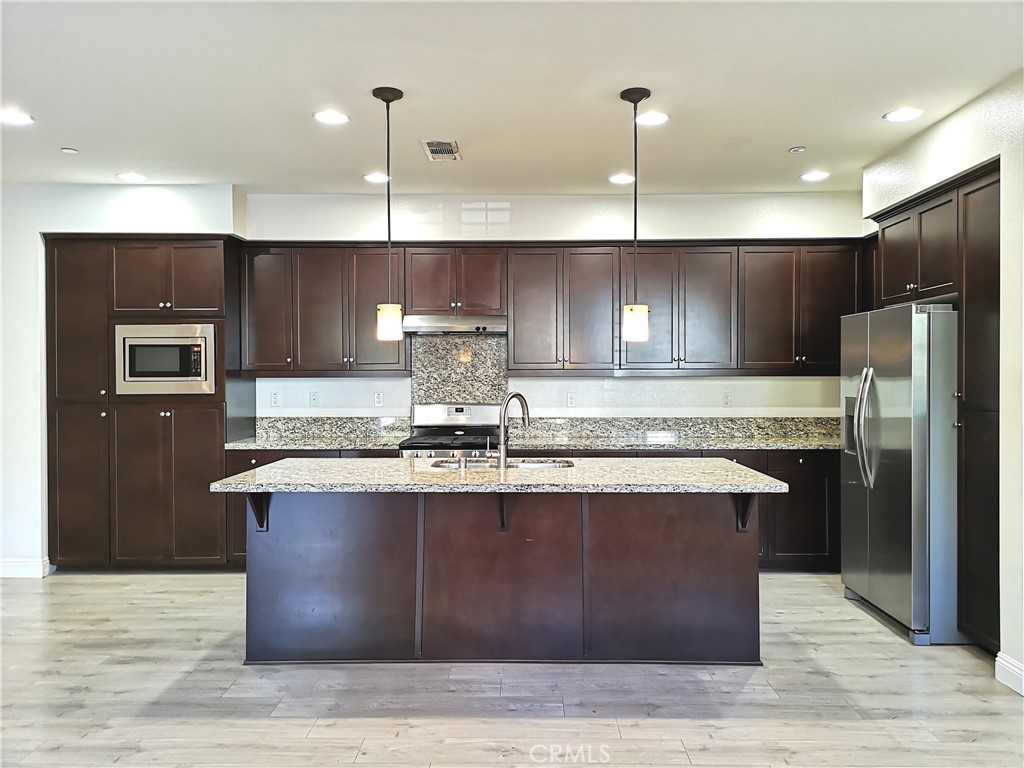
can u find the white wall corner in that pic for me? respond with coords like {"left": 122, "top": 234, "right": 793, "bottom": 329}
{"left": 995, "top": 652, "right": 1024, "bottom": 696}
{"left": 1, "top": 557, "right": 52, "bottom": 579}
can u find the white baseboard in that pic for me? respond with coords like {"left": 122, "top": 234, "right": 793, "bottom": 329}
{"left": 995, "top": 652, "right": 1024, "bottom": 695}
{"left": 0, "top": 558, "right": 52, "bottom": 578}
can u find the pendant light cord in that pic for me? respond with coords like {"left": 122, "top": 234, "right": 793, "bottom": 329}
{"left": 385, "top": 99, "right": 393, "bottom": 305}
{"left": 632, "top": 99, "right": 639, "bottom": 305}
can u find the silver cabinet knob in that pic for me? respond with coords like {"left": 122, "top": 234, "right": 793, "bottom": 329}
{"left": 954, "top": 421, "right": 963, "bottom": 428}
{"left": 250, "top": 459, "right": 257, "bottom": 465}
{"left": 732, "top": 459, "right": 738, "bottom": 463}
{"left": 100, "top": 411, "right": 107, "bottom": 418}
{"left": 798, "top": 457, "right": 804, "bottom": 464}
{"left": 100, "top": 389, "right": 106, "bottom": 395}
{"left": 158, "top": 302, "right": 165, "bottom": 308}
{"left": 286, "top": 357, "right": 292, "bottom": 363}
{"left": 801, "top": 356, "right": 808, "bottom": 362}
{"left": 795, "top": 356, "right": 800, "bottom": 362}
{"left": 954, "top": 391, "right": 962, "bottom": 398}
{"left": 166, "top": 300, "right": 172, "bottom": 307}
{"left": 450, "top": 302, "right": 456, "bottom": 307}
{"left": 159, "top": 411, "right": 165, "bottom": 416}
{"left": 456, "top": 302, "right": 462, "bottom": 307}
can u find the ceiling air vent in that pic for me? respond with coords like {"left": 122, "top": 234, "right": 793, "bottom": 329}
{"left": 421, "top": 140, "right": 461, "bottom": 161}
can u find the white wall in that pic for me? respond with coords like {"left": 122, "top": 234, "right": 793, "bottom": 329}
{"left": 255, "top": 378, "right": 411, "bottom": 418}
{"left": 0, "top": 184, "right": 234, "bottom": 577}
{"left": 864, "top": 71, "right": 1024, "bottom": 694}
{"left": 246, "top": 191, "right": 867, "bottom": 241}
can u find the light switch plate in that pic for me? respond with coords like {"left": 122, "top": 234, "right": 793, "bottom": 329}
{"left": 567, "top": 392, "right": 577, "bottom": 407}
{"left": 723, "top": 391, "right": 733, "bottom": 407}
{"left": 309, "top": 392, "right": 320, "bottom": 407}
{"left": 374, "top": 392, "right": 384, "bottom": 407}
{"left": 270, "top": 391, "right": 281, "bottom": 407}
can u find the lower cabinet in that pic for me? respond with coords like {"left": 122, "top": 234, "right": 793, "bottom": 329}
{"left": 763, "top": 451, "right": 840, "bottom": 571}
{"left": 111, "top": 403, "right": 226, "bottom": 566}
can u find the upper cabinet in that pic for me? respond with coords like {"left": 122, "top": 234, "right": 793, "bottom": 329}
{"left": 508, "top": 247, "right": 618, "bottom": 371}
{"left": 241, "top": 246, "right": 407, "bottom": 373}
{"left": 406, "top": 247, "right": 506, "bottom": 315}
{"left": 621, "top": 246, "right": 737, "bottom": 370}
{"left": 875, "top": 192, "right": 958, "bottom": 306}
{"left": 110, "top": 240, "right": 225, "bottom": 315}
{"left": 48, "top": 239, "right": 110, "bottom": 402}
{"left": 740, "top": 244, "right": 858, "bottom": 374}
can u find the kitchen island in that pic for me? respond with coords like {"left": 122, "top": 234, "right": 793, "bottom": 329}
{"left": 211, "top": 457, "right": 787, "bottom": 664}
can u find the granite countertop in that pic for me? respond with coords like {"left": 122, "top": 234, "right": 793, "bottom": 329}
{"left": 210, "top": 457, "right": 789, "bottom": 495}
{"left": 225, "top": 437, "right": 403, "bottom": 451}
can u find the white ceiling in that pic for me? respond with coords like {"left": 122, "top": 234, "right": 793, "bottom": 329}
{"left": 2, "top": 1, "right": 1021, "bottom": 195}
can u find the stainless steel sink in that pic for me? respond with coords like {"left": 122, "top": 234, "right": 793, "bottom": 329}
{"left": 430, "top": 458, "right": 574, "bottom": 471}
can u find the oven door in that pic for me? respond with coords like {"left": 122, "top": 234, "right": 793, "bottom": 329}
{"left": 115, "top": 324, "right": 215, "bottom": 395}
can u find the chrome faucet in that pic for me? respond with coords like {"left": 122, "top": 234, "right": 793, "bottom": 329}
{"left": 498, "top": 392, "right": 530, "bottom": 469}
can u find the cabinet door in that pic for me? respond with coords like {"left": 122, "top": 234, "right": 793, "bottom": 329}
{"left": 457, "top": 247, "right": 506, "bottom": 315}
{"left": 508, "top": 248, "right": 563, "bottom": 369}
{"left": 241, "top": 248, "right": 293, "bottom": 370}
{"left": 348, "top": 248, "right": 406, "bottom": 370}
{"left": 406, "top": 247, "right": 456, "bottom": 314}
{"left": 959, "top": 174, "right": 1000, "bottom": 412}
{"left": 169, "top": 405, "right": 226, "bottom": 564}
{"left": 293, "top": 248, "right": 348, "bottom": 370}
{"left": 168, "top": 241, "right": 225, "bottom": 315}
{"left": 958, "top": 409, "right": 1000, "bottom": 652}
{"left": 422, "top": 493, "right": 584, "bottom": 660}
{"left": 916, "top": 193, "right": 958, "bottom": 296}
{"left": 739, "top": 246, "right": 799, "bottom": 370}
{"left": 877, "top": 213, "right": 916, "bottom": 304}
{"left": 563, "top": 247, "right": 618, "bottom": 370}
{"left": 765, "top": 452, "right": 838, "bottom": 571}
{"left": 49, "top": 405, "right": 111, "bottom": 567}
{"left": 111, "top": 405, "right": 170, "bottom": 564}
{"left": 799, "top": 245, "right": 858, "bottom": 373}
{"left": 621, "top": 247, "right": 678, "bottom": 369}
{"left": 225, "top": 450, "right": 284, "bottom": 565}
{"left": 111, "top": 242, "right": 166, "bottom": 314}
{"left": 49, "top": 240, "right": 110, "bottom": 402}
{"left": 681, "top": 247, "right": 737, "bottom": 369}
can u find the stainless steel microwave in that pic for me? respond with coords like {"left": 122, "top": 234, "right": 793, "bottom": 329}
{"left": 114, "top": 324, "right": 215, "bottom": 395}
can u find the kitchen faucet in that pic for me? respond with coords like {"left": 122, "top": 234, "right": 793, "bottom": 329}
{"left": 498, "top": 392, "right": 530, "bottom": 469}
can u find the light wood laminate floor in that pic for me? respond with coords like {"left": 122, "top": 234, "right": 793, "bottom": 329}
{"left": 2, "top": 572, "right": 1020, "bottom": 767}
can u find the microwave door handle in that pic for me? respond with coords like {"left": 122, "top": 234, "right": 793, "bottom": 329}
{"left": 858, "top": 367, "right": 876, "bottom": 489}
{"left": 852, "top": 366, "right": 870, "bottom": 488}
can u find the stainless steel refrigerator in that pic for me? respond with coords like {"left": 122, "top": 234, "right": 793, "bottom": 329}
{"left": 841, "top": 304, "right": 968, "bottom": 644}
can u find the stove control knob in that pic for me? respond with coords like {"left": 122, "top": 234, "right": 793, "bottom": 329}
{"left": 449, "top": 450, "right": 458, "bottom": 458}
{"left": 471, "top": 450, "right": 481, "bottom": 458}
{"left": 413, "top": 451, "right": 421, "bottom": 459}
{"left": 427, "top": 451, "right": 435, "bottom": 459}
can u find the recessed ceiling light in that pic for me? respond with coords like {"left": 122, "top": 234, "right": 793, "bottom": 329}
{"left": 60, "top": 147, "right": 79, "bottom": 154}
{"left": 313, "top": 109, "right": 350, "bottom": 125}
{"left": 788, "top": 145, "right": 807, "bottom": 153}
{"left": 636, "top": 111, "right": 669, "bottom": 126}
{"left": 800, "top": 170, "right": 830, "bottom": 182}
{"left": 116, "top": 172, "right": 148, "bottom": 183}
{"left": 363, "top": 172, "right": 390, "bottom": 183}
{"left": 1, "top": 107, "right": 35, "bottom": 126}
{"left": 609, "top": 173, "right": 635, "bottom": 185}
{"left": 883, "top": 107, "right": 924, "bottom": 123}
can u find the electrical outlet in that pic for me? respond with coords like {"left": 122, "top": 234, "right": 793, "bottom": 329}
{"left": 567, "top": 392, "right": 577, "bottom": 408}
{"left": 309, "top": 392, "right": 320, "bottom": 407}
{"left": 374, "top": 392, "right": 384, "bottom": 407}
{"left": 270, "top": 391, "right": 281, "bottom": 407}
{"left": 723, "top": 391, "right": 733, "bottom": 407}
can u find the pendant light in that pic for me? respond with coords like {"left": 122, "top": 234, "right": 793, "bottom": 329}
{"left": 374, "top": 86, "right": 405, "bottom": 341}
{"left": 620, "top": 87, "right": 651, "bottom": 344}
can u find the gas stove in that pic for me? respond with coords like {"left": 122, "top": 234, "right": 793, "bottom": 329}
{"left": 398, "top": 403, "right": 502, "bottom": 459}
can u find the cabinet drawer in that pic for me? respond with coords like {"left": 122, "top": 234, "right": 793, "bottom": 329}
{"left": 339, "top": 450, "right": 399, "bottom": 458}
{"left": 571, "top": 450, "right": 636, "bottom": 458}
{"left": 701, "top": 450, "right": 767, "bottom": 471}
{"left": 636, "top": 450, "right": 702, "bottom": 458}
{"left": 227, "top": 450, "right": 284, "bottom": 472}
{"left": 767, "top": 451, "right": 820, "bottom": 472}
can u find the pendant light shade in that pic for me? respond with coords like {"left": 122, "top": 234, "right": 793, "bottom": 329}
{"left": 620, "top": 87, "right": 651, "bottom": 344}
{"left": 373, "top": 87, "right": 404, "bottom": 342}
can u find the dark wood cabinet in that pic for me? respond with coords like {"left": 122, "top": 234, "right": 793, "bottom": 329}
{"left": 508, "top": 247, "right": 617, "bottom": 370}
{"left": 764, "top": 451, "right": 839, "bottom": 571}
{"left": 111, "top": 240, "right": 224, "bottom": 316}
{"left": 422, "top": 493, "right": 584, "bottom": 659}
{"left": 48, "top": 404, "right": 111, "bottom": 567}
{"left": 876, "top": 193, "right": 958, "bottom": 306}
{"left": 242, "top": 247, "right": 293, "bottom": 370}
{"left": 621, "top": 246, "right": 737, "bottom": 369}
{"left": 48, "top": 240, "right": 110, "bottom": 403}
{"left": 957, "top": 409, "right": 1000, "bottom": 652}
{"left": 111, "top": 403, "right": 225, "bottom": 566}
{"left": 406, "top": 247, "right": 506, "bottom": 316}
{"left": 242, "top": 247, "right": 407, "bottom": 373}
{"left": 740, "top": 245, "right": 857, "bottom": 374}
{"left": 959, "top": 173, "right": 1000, "bottom": 412}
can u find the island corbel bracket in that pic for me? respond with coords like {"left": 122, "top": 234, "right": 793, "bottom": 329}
{"left": 732, "top": 493, "right": 754, "bottom": 533}
{"left": 247, "top": 493, "right": 271, "bottom": 532}
{"left": 498, "top": 494, "right": 508, "bottom": 532}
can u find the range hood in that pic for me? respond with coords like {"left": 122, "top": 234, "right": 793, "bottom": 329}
{"left": 402, "top": 315, "right": 507, "bottom": 334}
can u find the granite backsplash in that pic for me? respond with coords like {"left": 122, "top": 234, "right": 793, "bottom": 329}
{"left": 507, "top": 416, "right": 840, "bottom": 442}
{"left": 411, "top": 335, "right": 508, "bottom": 404}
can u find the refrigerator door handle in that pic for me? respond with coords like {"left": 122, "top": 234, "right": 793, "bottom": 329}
{"left": 853, "top": 366, "right": 870, "bottom": 488}
{"left": 859, "top": 366, "right": 876, "bottom": 489}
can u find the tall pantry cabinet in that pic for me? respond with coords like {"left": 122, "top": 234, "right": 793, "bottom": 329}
{"left": 47, "top": 236, "right": 228, "bottom": 568}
